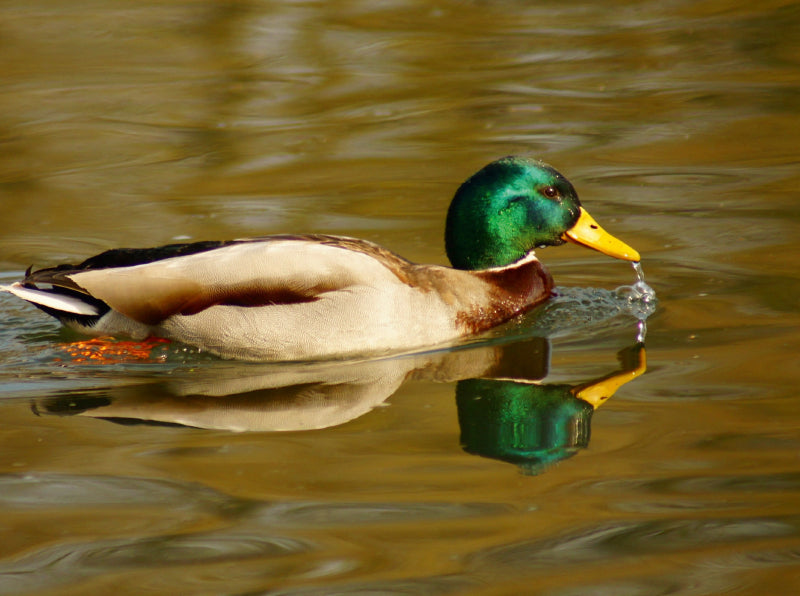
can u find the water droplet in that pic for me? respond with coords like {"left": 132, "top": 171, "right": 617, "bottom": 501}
{"left": 609, "top": 262, "right": 657, "bottom": 322}
{"left": 625, "top": 262, "right": 657, "bottom": 304}
{"left": 636, "top": 319, "right": 647, "bottom": 343}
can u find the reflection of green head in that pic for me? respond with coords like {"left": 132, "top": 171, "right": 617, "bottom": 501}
{"left": 456, "top": 379, "right": 594, "bottom": 475}
{"left": 445, "top": 157, "right": 582, "bottom": 270}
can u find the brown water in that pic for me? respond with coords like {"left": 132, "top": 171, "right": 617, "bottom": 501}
{"left": 1, "top": 1, "right": 800, "bottom": 594}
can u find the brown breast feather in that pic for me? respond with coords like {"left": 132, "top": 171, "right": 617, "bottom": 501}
{"left": 454, "top": 258, "right": 553, "bottom": 335}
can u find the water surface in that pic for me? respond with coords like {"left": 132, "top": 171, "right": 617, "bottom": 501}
{"left": 1, "top": 1, "right": 800, "bottom": 594}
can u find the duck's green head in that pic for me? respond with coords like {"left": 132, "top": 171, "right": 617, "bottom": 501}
{"left": 445, "top": 156, "right": 640, "bottom": 270}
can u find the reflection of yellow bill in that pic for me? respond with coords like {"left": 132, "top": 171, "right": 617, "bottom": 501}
{"left": 562, "top": 207, "right": 640, "bottom": 262}
{"left": 572, "top": 347, "right": 647, "bottom": 408}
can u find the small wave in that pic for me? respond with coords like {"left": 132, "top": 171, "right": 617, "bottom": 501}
{"left": 524, "top": 284, "right": 657, "bottom": 340}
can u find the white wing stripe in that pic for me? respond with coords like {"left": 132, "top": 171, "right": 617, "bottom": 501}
{"left": 1, "top": 283, "right": 100, "bottom": 316}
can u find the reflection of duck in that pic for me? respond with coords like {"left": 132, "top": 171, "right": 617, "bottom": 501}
{"left": 33, "top": 330, "right": 646, "bottom": 475}
{"left": 31, "top": 341, "right": 526, "bottom": 432}
{"left": 3, "top": 157, "right": 639, "bottom": 361}
{"left": 457, "top": 342, "right": 646, "bottom": 475}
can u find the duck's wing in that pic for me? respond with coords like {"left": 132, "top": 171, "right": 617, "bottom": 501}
{"left": 5, "top": 235, "right": 413, "bottom": 326}
{"left": 2, "top": 239, "right": 240, "bottom": 321}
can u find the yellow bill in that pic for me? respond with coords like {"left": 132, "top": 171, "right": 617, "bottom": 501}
{"left": 571, "top": 347, "right": 647, "bottom": 409}
{"left": 562, "top": 207, "right": 640, "bottom": 262}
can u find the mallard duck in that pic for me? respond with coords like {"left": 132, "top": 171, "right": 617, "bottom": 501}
{"left": 2, "top": 157, "right": 639, "bottom": 361}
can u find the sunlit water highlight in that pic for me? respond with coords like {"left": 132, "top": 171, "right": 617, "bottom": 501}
{"left": 1, "top": 1, "right": 800, "bottom": 595}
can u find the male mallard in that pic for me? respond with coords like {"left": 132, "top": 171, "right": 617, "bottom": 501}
{"left": 2, "top": 157, "right": 639, "bottom": 361}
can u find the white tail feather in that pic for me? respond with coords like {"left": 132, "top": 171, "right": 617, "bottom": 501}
{"left": 1, "top": 283, "right": 100, "bottom": 316}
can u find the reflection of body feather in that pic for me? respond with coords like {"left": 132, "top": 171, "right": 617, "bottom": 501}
{"left": 3, "top": 158, "right": 638, "bottom": 361}
{"left": 34, "top": 341, "right": 509, "bottom": 432}
{"left": 32, "top": 337, "right": 647, "bottom": 475}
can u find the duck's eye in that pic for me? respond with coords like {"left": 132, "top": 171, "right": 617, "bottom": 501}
{"left": 542, "top": 186, "right": 559, "bottom": 199}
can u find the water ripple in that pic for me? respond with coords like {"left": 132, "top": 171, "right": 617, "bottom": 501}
{"left": 250, "top": 500, "right": 511, "bottom": 528}
{"left": 268, "top": 575, "right": 474, "bottom": 596}
{"left": 580, "top": 471, "right": 800, "bottom": 499}
{"left": 0, "top": 473, "right": 235, "bottom": 511}
{"left": 470, "top": 515, "right": 800, "bottom": 571}
{"left": 0, "top": 531, "right": 313, "bottom": 595}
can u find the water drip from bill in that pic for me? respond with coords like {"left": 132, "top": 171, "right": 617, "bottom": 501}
{"left": 615, "top": 262, "right": 656, "bottom": 307}
{"left": 528, "top": 264, "right": 656, "bottom": 342}
{"left": 615, "top": 261, "right": 657, "bottom": 342}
